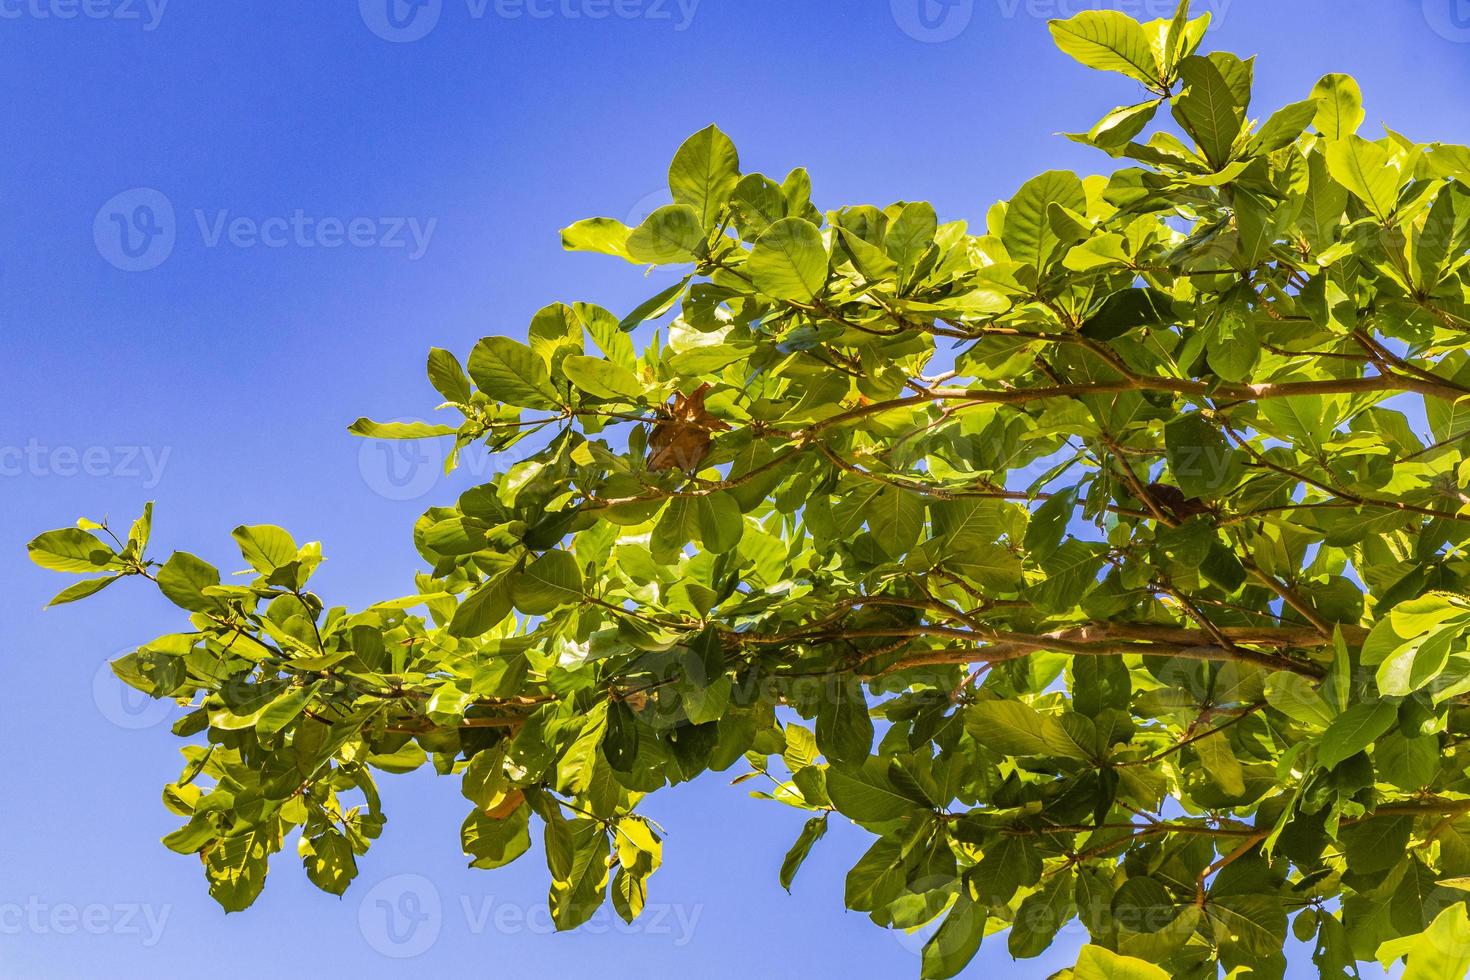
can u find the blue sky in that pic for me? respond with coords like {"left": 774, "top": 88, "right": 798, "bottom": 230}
{"left": 3, "top": 1, "right": 1469, "bottom": 977}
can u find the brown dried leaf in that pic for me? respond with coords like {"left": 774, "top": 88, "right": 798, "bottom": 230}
{"left": 648, "top": 383, "right": 730, "bottom": 472}
{"left": 1146, "top": 482, "right": 1213, "bottom": 519}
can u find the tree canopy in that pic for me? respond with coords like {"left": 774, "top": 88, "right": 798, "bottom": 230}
{"left": 29, "top": 3, "right": 1470, "bottom": 976}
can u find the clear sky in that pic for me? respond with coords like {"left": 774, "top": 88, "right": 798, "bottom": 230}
{"left": 3, "top": 2, "right": 1468, "bottom": 977}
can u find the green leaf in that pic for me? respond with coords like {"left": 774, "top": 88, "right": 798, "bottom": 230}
{"left": 560, "top": 216, "right": 633, "bottom": 260}
{"left": 531, "top": 299, "right": 586, "bottom": 367}
{"left": 844, "top": 836, "right": 905, "bottom": 912}
{"left": 921, "top": 885, "right": 986, "bottom": 979}
{"left": 691, "top": 491, "right": 744, "bottom": 554}
{"left": 157, "top": 552, "right": 224, "bottom": 614}
{"left": 510, "top": 550, "right": 583, "bottom": 616}
{"left": 668, "top": 124, "right": 740, "bottom": 229}
{"left": 461, "top": 746, "right": 511, "bottom": 809}
{"left": 1251, "top": 98, "right": 1321, "bottom": 154}
{"left": 126, "top": 502, "right": 153, "bottom": 556}
{"left": 866, "top": 486, "right": 925, "bottom": 559}
{"left": 1031, "top": 539, "right": 1106, "bottom": 615}
{"left": 231, "top": 525, "right": 298, "bottom": 575}
{"left": 1064, "top": 233, "right": 1132, "bottom": 271}
{"left": 1260, "top": 394, "right": 1329, "bottom": 451}
{"left": 205, "top": 829, "right": 272, "bottom": 912}
{"left": 678, "top": 630, "right": 731, "bottom": 725}
{"left": 1316, "top": 700, "right": 1397, "bottom": 770}
{"left": 613, "top": 815, "right": 661, "bottom": 877}
{"left": 948, "top": 539, "right": 1023, "bottom": 593}
{"left": 1002, "top": 170, "right": 1088, "bottom": 274}
{"left": 779, "top": 815, "right": 828, "bottom": 892}
{"left": 427, "top": 347, "right": 473, "bottom": 403}
{"left": 626, "top": 203, "right": 706, "bottom": 264}
{"left": 1206, "top": 893, "right": 1287, "bottom": 957}
{"left": 448, "top": 574, "right": 513, "bottom": 638}
{"left": 1339, "top": 815, "right": 1413, "bottom": 877}
{"left": 1375, "top": 730, "right": 1440, "bottom": 792}
{"left": 1232, "top": 191, "right": 1273, "bottom": 270}
{"left": 112, "top": 646, "right": 185, "bottom": 698}
{"left": 815, "top": 676, "right": 873, "bottom": 766}
{"left": 1311, "top": 73, "right": 1364, "bottom": 140}
{"left": 1399, "top": 903, "right": 1470, "bottom": 980}
{"left": 1199, "top": 542, "right": 1246, "bottom": 592}
{"left": 1172, "top": 55, "right": 1245, "bottom": 169}
{"left": 577, "top": 302, "right": 635, "bottom": 369}
{"left": 749, "top": 217, "right": 829, "bottom": 302}
{"left": 1070, "top": 100, "right": 1161, "bottom": 153}
{"left": 618, "top": 276, "right": 690, "bottom": 332}
{"left": 973, "top": 835, "right": 1040, "bottom": 906}
{"left": 825, "top": 757, "right": 925, "bottom": 822}
{"left": 462, "top": 805, "right": 532, "bottom": 870}
{"left": 886, "top": 201, "right": 937, "bottom": 284}
{"left": 468, "top": 336, "right": 562, "bottom": 409}
{"left": 1415, "top": 183, "right": 1470, "bottom": 290}
{"left": 964, "top": 700, "right": 1088, "bottom": 760}
{"left": 27, "top": 528, "right": 118, "bottom": 573}
{"left": 348, "top": 418, "right": 458, "bottom": 439}
{"left": 1110, "top": 875, "right": 1181, "bottom": 937}
{"left": 1073, "top": 944, "right": 1171, "bottom": 980}
{"left": 255, "top": 685, "right": 312, "bottom": 737}
{"left": 1326, "top": 135, "right": 1400, "bottom": 220}
{"left": 1164, "top": 412, "right": 1236, "bottom": 499}
{"left": 1376, "top": 627, "right": 1453, "bottom": 697}
{"left": 1049, "top": 11, "right": 1161, "bottom": 86}
{"left": 1080, "top": 288, "right": 1174, "bottom": 340}
{"left": 548, "top": 820, "right": 610, "bottom": 930}
{"left": 1009, "top": 872, "right": 1076, "bottom": 959}
{"left": 603, "top": 700, "right": 640, "bottom": 772}
{"left": 1195, "top": 730, "right": 1245, "bottom": 796}
{"left": 299, "top": 829, "right": 357, "bottom": 896}
{"left": 562, "top": 354, "right": 644, "bottom": 401}
{"left": 45, "top": 574, "right": 121, "bottom": 607}
{"left": 731, "top": 173, "right": 786, "bottom": 239}
{"left": 1265, "top": 671, "right": 1335, "bottom": 727}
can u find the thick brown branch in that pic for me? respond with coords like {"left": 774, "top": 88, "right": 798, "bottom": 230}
{"left": 1242, "top": 561, "right": 1336, "bottom": 639}
{"left": 805, "top": 371, "right": 1465, "bottom": 436}
{"left": 827, "top": 623, "right": 1331, "bottom": 676}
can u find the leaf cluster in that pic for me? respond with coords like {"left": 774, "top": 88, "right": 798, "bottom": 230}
{"left": 30, "top": 3, "right": 1470, "bottom": 976}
